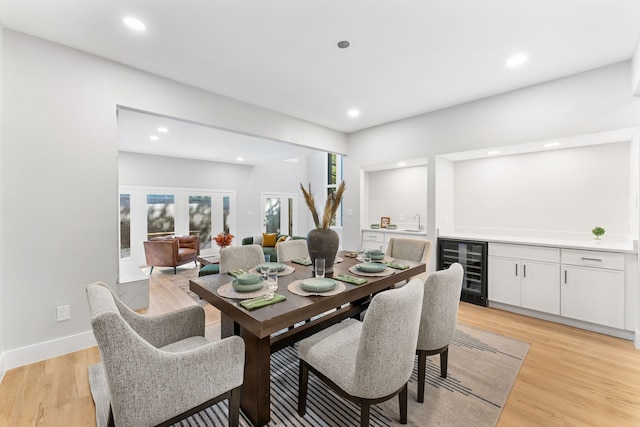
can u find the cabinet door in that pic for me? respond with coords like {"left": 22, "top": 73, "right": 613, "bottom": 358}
{"left": 488, "top": 256, "right": 520, "bottom": 306}
{"left": 561, "top": 266, "right": 624, "bottom": 329}
{"left": 521, "top": 261, "right": 560, "bottom": 315}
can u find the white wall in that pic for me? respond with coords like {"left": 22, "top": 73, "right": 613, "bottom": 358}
{"left": 633, "top": 34, "right": 640, "bottom": 96}
{"left": 366, "top": 166, "right": 428, "bottom": 228}
{"left": 453, "top": 142, "right": 631, "bottom": 239}
{"left": 435, "top": 157, "right": 455, "bottom": 235}
{"left": 1, "top": 29, "right": 346, "bottom": 368}
{"left": 0, "top": 23, "right": 5, "bottom": 377}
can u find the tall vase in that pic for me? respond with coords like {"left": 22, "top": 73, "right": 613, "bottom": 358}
{"left": 307, "top": 228, "right": 340, "bottom": 276}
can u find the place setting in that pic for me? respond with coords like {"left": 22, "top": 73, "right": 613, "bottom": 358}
{"left": 288, "top": 258, "right": 347, "bottom": 296}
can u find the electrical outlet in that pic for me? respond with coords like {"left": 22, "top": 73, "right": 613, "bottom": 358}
{"left": 57, "top": 305, "right": 71, "bottom": 321}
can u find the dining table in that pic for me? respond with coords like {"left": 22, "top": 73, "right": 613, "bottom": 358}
{"left": 189, "top": 250, "right": 426, "bottom": 427}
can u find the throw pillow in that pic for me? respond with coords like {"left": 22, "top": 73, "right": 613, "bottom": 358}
{"left": 275, "top": 235, "right": 288, "bottom": 246}
{"left": 262, "top": 233, "right": 278, "bottom": 247}
{"left": 252, "top": 234, "right": 263, "bottom": 245}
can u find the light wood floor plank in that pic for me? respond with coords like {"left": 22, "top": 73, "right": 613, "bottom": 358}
{"left": 1, "top": 268, "right": 639, "bottom": 426}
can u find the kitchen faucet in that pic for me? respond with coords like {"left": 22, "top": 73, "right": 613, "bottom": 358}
{"left": 414, "top": 214, "right": 422, "bottom": 230}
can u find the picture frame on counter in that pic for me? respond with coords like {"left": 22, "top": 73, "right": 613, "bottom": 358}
{"left": 380, "top": 217, "right": 390, "bottom": 228}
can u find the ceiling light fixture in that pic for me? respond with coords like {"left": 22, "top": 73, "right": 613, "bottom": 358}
{"left": 157, "top": 126, "right": 168, "bottom": 133}
{"left": 347, "top": 109, "right": 360, "bottom": 118}
{"left": 237, "top": 157, "right": 244, "bottom": 162}
{"left": 506, "top": 54, "right": 527, "bottom": 67}
{"left": 487, "top": 150, "right": 500, "bottom": 155}
{"left": 337, "top": 41, "right": 350, "bottom": 49}
{"left": 123, "top": 16, "right": 146, "bottom": 32}
{"left": 398, "top": 162, "right": 407, "bottom": 167}
{"left": 544, "top": 142, "right": 559, "bottom": 148}
{"left": 149, "top": 135, "right": 159, "bottom": 141}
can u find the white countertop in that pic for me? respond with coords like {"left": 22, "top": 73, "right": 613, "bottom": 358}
{"left": 362, "top": 228, "right": 428, "bottom": 236}
{"left": 437, "top": 232, "right": 638, "bottom": 254}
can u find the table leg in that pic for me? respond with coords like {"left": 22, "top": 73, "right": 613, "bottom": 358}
{"left": 221, "top": 314, "right": 271, "bottom": 427}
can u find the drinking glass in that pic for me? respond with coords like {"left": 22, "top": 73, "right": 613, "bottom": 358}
{"left": 315, "top": 258, "right": 326, "bottom": 278}
{"left": 265, "top": 265, "right": 279, "bottom": 299}
{"left": 364, "top": 250, "right": 371, "bottom": 263}
{"left": 260, "top": 254, "right": 271, "bottom": 281}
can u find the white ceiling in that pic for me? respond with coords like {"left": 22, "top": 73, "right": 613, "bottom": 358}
{"left": 117, "top": 107, "right": 324, "bottom": 165}
{"left": 2, "top": 0, "right": 640, "bottom": 135}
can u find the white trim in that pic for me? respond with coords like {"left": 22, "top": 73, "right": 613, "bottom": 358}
{"left": 0, "top": 352, "right": 6, "bottom": 383}
{"left": 635, "top": 329, "right": 640, "bottom": 349}
{"left": 1, "top": 331, "right": 96, "bottom": 372}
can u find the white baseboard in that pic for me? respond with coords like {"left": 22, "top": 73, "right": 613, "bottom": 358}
{"left": 0, "top": 331, "right": 97, "bottom": 374}
{"left": 0, "top": 351, "right": 6, "bottom": 383}
{"left": 635, "top": 329, "right": 640, "bottom": 349}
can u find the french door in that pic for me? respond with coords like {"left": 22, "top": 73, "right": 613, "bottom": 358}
{"left": 262, "top": 193, "right": 296, "bottom": 236}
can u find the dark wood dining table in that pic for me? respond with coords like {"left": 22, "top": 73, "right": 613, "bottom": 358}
{"left": 189, "top": 250, "right": 426, "bottom": 427}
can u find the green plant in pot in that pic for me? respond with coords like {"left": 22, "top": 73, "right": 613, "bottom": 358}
{"left": 300, "top": 181, "right": 346, "bottom": 275}
{"left": 592, "top": 226, "right": 605, "bottom": 240}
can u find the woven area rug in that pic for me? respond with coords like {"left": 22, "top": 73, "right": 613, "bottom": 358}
{"left": 89, "top": 323, "right": 529, "bottom": 426}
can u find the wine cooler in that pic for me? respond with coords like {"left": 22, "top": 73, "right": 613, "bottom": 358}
{"left": 437, "top": 238, "right": 488, "bottom": 307}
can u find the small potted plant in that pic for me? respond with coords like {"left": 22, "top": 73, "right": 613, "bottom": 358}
{"left": 592, "top": 226, "right": 605, "bottom": 241}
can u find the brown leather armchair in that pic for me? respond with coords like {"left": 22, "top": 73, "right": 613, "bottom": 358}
{"left": 143, "top": 235, "right": 200, "bottom": 274}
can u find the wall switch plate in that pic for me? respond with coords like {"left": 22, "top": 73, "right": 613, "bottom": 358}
{"left": 57, "top": 305, "right": 71, "bottom": 321}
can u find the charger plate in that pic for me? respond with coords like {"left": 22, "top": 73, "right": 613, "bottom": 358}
{"left": 288, "top": 279, "right": 346, "bottom": 296}
{"left": 218, "top": 282, "right": 269, "bottom": 299}
{"left": 348, "top": 265, "right": 395, "bottom": 277}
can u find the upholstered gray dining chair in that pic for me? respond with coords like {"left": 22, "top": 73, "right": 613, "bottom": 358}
{"left": 276, "top": 239, "right": 309, "bottom": 262}
{"left": 416, "top": 262, "right": 464, "bottom": 403}
{"left": 219, "top": 244, "right": 264, "bottom": 273}
{"left": 297, "top": 279, "right": 424, "bottom": 427}
{"left": 86, "top": 282, "right": 245, "bottom": 427}
{"left": 385, "top": 237, "right": 432, "bottom": 283}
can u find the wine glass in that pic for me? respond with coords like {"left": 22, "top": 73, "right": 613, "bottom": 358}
{"left": 265, "top": 265, "right": 279, "bottom": 299}
{"left": 260, "top": 254, "right": 271, "bottom": 281}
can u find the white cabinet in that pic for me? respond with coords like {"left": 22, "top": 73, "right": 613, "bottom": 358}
{"left": 561, "top": 249, "right": 625, "bottom": 329}
{"left": 361, "top": 230, "right": 428, "bottom": 252}
{"left": 488, "top": 243, "right": 560, "bottom": 315}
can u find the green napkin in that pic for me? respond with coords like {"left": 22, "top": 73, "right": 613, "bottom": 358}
{"left": 335, "top": 274, "right": 368, "bottom": 285}
{"left": 386, "top": 262, "right": 409, "bottom": 270}
{"left": 229, "top": 269, "right": 247, "bottom": 278}
{"left": 292, "top": 258, "right": 312, "bottom": 266}
{"left": 239, "top": 293, "right": 286, "bottom": 311}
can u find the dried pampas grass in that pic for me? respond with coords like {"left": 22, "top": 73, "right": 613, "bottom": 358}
{"left": 300, "top": 181, "right": 346, "bottom": 229}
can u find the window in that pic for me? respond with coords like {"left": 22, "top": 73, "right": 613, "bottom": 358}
{"left": 326, "top": 153, "right": 343, "bottom": 227}
{"left": 119, "top": 194, "right": 130, "bottom": 258}
{"left": 147, "top": 194, "right": 175, "bottom": 240}
{"left": 189, "top": 195, "right": 212, "bottom": 250}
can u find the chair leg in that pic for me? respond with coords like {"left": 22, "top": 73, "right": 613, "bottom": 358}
{"left": 360, "top": 401, "right": 371, "bottom": 427}
{"left": 298, "top": 360, "right": 309, "bottom": 416}
{"left": 174, "top": 266, "right": 177, "bottom": 274}
{"left": 149, "top": 266, "right": 154, "bottom": 274}
{"left": 228, "top": 387, "right": 240, "bottom": 427}
{"left": 108, "top": 405, "right": 115, "bottom": 427}
{"left": 440, "top": 346, "right": 449, "bottom": 378}
{"left": 417, "top": 350, "right": 427, "bottom": 403}
{"left": 399, "top": 383, "right": 408, "bottom": 424}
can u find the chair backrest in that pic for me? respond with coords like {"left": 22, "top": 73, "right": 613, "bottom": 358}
{"left": 276, "top": 239, "right": 309, "bottom": 262}
{"left": 219, "top": 244, "right": 265, "bottom": 273}
{"left": 417, "top": 262, "right": 464, "bottom": 351}
{"left": 353, "top": 279, "right": 424, "bottom": 398}
{"left": 385, "top": 237, "right": 432, "bottom": 271}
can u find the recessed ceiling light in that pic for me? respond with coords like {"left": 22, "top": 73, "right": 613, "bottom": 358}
{"left": 123, "top": 16, "right": 146, "bottom": 32}
{"left": 347, "top": 109, "right": 360, "bottom": 118}
{"left": 157, "top": 126, "right": 168, "bottom": 133}
{"left": 237, "top": 157, "right": 244, "bottom": 162}
{"left": 506, "top": 54, "right": 527, "bottom": 67}
{"left": 149, "top": 135, "right": 159, "bottom": 141}
{"left": 544, "top": 142, "right": 559, "bottom": 148}
{"left": 487, "top": 150, "right": 500, "bottom": 155}
{"left": 398, "top": 162, "right": 407, "bottom": 167}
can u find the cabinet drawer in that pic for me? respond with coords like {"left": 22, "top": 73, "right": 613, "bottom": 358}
{"left": 362, "top": 231, "right": 384, "bottom": 242}
{"left": 561, "top": 249, "right": 624, "bottom": 270}
{"left": 489, "top": 243, "right": 559, "bottom": 263}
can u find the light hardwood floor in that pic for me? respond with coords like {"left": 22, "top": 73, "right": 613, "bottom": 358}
{"left": 1, "top": 267, "right": 640, "bottom": 426}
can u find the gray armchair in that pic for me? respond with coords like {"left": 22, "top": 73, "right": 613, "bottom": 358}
{"left": 297, "top": 279, "right": 424, "bottom": 426}
{"left": 276, "top": 239, "right": 309, "bottom": 262}
{"left": 86, "top": 282, "right": 245, "bottom": 427}
{"left": 385, "top": 237, "right": 432, "bottom": 283}
{"left": 219, "top": 244, "right": 264, "bottom": 273}
{"left": 416, "top": 262, "right": 464, "bottom": 403}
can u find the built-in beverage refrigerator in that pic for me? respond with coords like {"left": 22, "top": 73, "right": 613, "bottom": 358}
{"left": 437, "top": 238, "right": 488, "bottom": 307}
